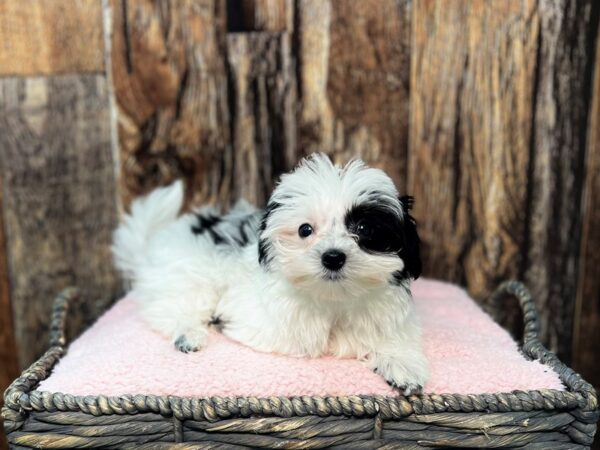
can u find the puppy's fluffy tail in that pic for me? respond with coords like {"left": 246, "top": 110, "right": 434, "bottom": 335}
{"left": 112, "top": 180, "right": 184, "bottom": 281}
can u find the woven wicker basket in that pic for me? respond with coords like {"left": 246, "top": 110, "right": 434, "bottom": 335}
{"left": 2, "top": 281, "right": 598, "bottom": 449}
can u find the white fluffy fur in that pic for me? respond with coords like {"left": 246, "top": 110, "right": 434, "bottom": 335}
{"left": 113, "top": 154, "right": 428, "bottom": 393}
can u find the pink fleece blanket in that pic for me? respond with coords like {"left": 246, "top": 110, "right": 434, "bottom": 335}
{"left": 39, "top": 279, "right": 563, "bottom": 397}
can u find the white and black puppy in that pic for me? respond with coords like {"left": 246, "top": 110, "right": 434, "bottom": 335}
{"left": 113, "top": 153, "right": 427, "bottom": 394}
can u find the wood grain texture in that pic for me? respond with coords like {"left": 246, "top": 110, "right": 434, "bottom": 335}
{"left": 410, "top": 0, "right": 599, "bottom": 354}
{"left": 327, "top": 0, "right": 411, "bottom": 191}
{"left": 0, "top": 0, "right": 104, "bottom": 75}
{"left": 573, "top": 27, "right": 600, "bottom": 388}
{"left": 111, "top": 0, "right": 231, "bottom": 208}
{"left": 0, "top": 182, "right": 18, "bottom": 450}
{"left": 227, "top": 32, "right": 296, "bottom": 206}
{"left": 295, "top": 0, "right": 333, "bottom": 156}
{"left": 523, "top": 0, "right": 599, "bottom": 358}
{"left": 227, "top": 0, "right": 292, "bottom": 31}
{"left": 296, "top": 0, "right": 411, "bottom": 192}
{"left": 0, "top": 75, "right": 120, "bottom": 368}
{"left": 410, "top": 0, "right": 539, "bottom": 334}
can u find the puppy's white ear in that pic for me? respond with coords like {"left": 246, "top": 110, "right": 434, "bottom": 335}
{"left": 399, "top": 196, "right": 422, "bottom": 279}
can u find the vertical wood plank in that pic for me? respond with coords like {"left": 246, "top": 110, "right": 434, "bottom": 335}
{"left": 227, "top": 0, "right": 292, "bottom": 32}
{"left": 296, "top": 0, "right": 412, "bottom": 192}
{"left": 296, "top": 0, "right": 333, "bottom": 156}
{"left": 410, "top": 0, "right": 599, "bottom": 356}
{"left": 0, "top": 75, "right": 120, "bottom": 368}
{"left": 523, "top": 0, "right": 599, "bottom": 358}
{"left": 0, "top": 182, "right": 19, "bottom": 450}
{"left": 573, "top": 27, "right": 600, "bottom": 387}
{"left": 227, "top": 32, "right": 297, "bottom": 206}
{"left": 328, "top": 0, "right": 411, "bottom": 191}
{"left": 410, "top": 0, "right": 539, "bottom": 318}
{"left": 0, "top": 0, "right": 105, "bottom": 75}
{"left": 111, "top": 0, "right": 231, "bottom": 208}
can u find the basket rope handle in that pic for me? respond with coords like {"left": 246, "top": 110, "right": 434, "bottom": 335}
{"left": 488, "top": 280, "right": 597, "bottom": 403}
{"left": 487, "top": 280, "right": 539, "bottom": 342}
{"left": 48, "top": 287, "right": 79, "bottom": 348}
{"left": 2, "top": 287, "right": 79, "bottom": 433}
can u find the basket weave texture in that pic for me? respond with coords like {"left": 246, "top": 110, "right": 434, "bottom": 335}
{"left": 2, "top": 281, "right": 598, "bottom": 449}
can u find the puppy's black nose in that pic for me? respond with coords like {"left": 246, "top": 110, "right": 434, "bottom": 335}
{"left": 322, "top": 249, "right": 346, "bottom": 271}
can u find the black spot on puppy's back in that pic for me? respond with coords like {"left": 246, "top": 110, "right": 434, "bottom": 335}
{"left": 192, "top": 213, "right": 225, "bottom": 244}
{"left": 192, "top": 213, "right": 221, "bottom": 234}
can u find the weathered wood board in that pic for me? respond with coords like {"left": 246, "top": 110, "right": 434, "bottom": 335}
{"left": 522, "top": 0, "right": 598, "bottom": 358}
{"left": 227, "top": 0, "right": 292, "bottom": 31}
{"left": 573, "top": 27, "right": 600, "bottom": 388}
{"left": 0, "top": 185, "right": 19, "bottom": 432}
{"left": 296, "top": 0, "right": 412, "bottom": 193}
{"left": 410, "top": 0, "right": 540, "bottom": 334}
{"left": 0, "top": 75, "right": 121, "bottom": 368}
{"left": 0, "top": 0, "right": 105, "bottom": 75}
{"left": 227, "top": 32, "right": 296, "bottom": 206}
{"left": 410, "top": 0, "right": 599, "bottom": 354}
{"left": 111, "top": 0, "right": 231, "bottom": 209}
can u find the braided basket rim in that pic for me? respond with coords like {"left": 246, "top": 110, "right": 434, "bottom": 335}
{"left": 2, "top": 281, "right": 598, "bottom": 435}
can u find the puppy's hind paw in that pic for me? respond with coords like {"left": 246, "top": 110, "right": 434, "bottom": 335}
{"left": 387, "top": 380, "right": 423, "bottom": 396}
{"left": 174, "top": 331, "right": 206, "bottom": 353}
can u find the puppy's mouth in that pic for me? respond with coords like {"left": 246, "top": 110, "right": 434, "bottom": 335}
{"left": 322, "top": 270, "right": 345, "bottom": 281}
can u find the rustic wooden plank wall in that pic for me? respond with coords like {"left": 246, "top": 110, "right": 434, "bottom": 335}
{"left": 573, "top": 26, "right": 600, "bottom": 390}
{"left": 0, "top": 187, "right": 18, "bottom": 423}
{"left": 0, "top": 2, "right": 121, "bottom": 447}
{"left": 302, "top": 0, "right": 412, "bottom": 188}
{"left": 0, "top": 75, "right": 121, "bottom": 367}
{"left": 525, "top": 0, "right": 599, "bottom": 360}
{"left": 409, "top": 1, "right": 539, "bottom": 336}
{"left": 0, "top": 0, "right": 105, "bottom": 75}
{"left": 228, "top": 0, "right": 292, "bottom": 32}
{"left": 1, "top": 2, "right": 599, "bottom": 447}
{"left": 227, "top": 31, "right": 296, "bottom": 204}
{"left": 112, "top": 0, "right": 232, "bottom": 208}
{"left": 410, "top": 0, "right": 599, "bottom": 357}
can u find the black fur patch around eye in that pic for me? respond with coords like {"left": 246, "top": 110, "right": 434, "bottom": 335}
{"left": 258, "top": 201, "right": 280, "bottom": 268}
{"left": 345, "top": 198, "right": 421, "bottom": 282}
{"left": 345, "top": 204, "right": 404, "bottom": 253}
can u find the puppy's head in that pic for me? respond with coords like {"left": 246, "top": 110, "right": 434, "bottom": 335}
{"left": 258, "top": 154, "right": 421, "bottom": 299}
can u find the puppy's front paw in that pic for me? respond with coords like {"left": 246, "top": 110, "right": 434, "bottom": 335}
{"left": 385, "top": 378, "right": 423, "bottom": 396}
{"left": 372, "top": 353, "right": 427, "bottom": 396}
{"left": 374, "top": 367, "right": 423, "bottom": 396}
{"left": 174, "top": 331, "right": 206, "bottom": 353}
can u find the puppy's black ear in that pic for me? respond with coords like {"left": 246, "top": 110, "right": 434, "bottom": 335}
{"left": 399, "top": 195, "right": 414, "bottom": 211}
{"left": 258, "top": 201, "right": 280, "bottom": 269}
{"left": 398, "top": 196, "right": 422, "bottom": 279}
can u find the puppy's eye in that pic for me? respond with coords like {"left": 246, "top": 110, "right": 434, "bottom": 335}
{"left": 298, "top": 223, "right": 314, "bottom": 238}
{"left": 357, "top": 222, "right": 373, "bottom": 238}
